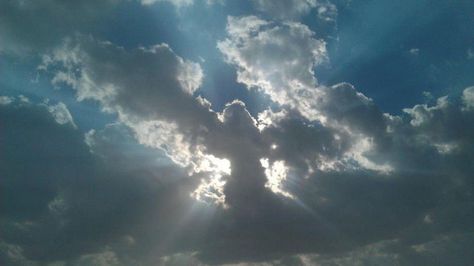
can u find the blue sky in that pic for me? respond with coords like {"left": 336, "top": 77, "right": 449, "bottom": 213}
{"left": 1, "top": 0, "right": 474, "bottom": 265}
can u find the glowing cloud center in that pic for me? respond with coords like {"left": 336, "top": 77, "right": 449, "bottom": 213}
{"left": 260, "top": 158, "right": 294, "bottom": 199}
{"left": 192, "top": 155, "right": 232, "bottom": 207}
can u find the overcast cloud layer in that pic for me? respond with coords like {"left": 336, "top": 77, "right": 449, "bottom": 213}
{"left": 1, "top": 0, "right": 474, "bottom": 265}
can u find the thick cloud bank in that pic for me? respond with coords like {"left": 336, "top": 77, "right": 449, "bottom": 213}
{"left": 2, "top": 1, "right": 474, "bottom": 265}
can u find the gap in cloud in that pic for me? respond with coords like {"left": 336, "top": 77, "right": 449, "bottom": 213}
{"left": 315, "top": 0, "right": 474, "bottom": 114}
{"left": 97, "top": 0, "right": 270, "bottom": 116}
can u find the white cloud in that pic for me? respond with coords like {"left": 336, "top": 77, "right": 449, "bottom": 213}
{"left": 257, "top": 108, "right": 288, "bottom": 131}
{"left": 42, "top": 39, "right": 205, "bottom": 113}
{"left": 219, "top": 18, "right": 395, "bottom": 174}
{"left": 45, "top": 101, "right": 77, "bottom": 128}
{"left": 129, "top": 119, "right": 195, "bottom": 168}
{"left": 218, "top": 16, "right": 328, "bottom": 121}
{"left": 316, "top": 2, "right": 338, "bottom": 22}
{"left": 192, "top": 155, "right": 231, "bottom": 207}
{"left": 462, "top": 86, "right": 474, "bottom": 110}
{"left": 344, "top": 136, "right": 392, "bottom": 173}
{"left": 409, "top": 48, "right": 420, "bottom": 56}
{"left": 0, "top": 96, "right": 14, "bottom": 105}
{"left": 40, "top": 36, "right": 239, "bottom": 206}
{"left": 3, "top": 2, "right": 474, "bottom": 265}
{"left": 403, "top": 96, "right": 449, "bottom": 127}
{"left": 260, "top": 158, "right": 293, "bottom": 198}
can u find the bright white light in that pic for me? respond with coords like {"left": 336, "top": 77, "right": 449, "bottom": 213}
{"left": 348, "top": 137, "right": 392, "bottom": 174}
{"left": 260, "top": 158, "right": 294, "bottom": 199}
{"left": 192, "top": 155, "right": 231, "bottom": 207}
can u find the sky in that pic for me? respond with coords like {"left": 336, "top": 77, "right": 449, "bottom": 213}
{"left": 1, "top": 0, "right": 474, "bottom": 265}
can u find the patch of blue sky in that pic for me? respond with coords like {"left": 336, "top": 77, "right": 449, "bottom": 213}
{"left": 314, "top": 0, "right": 474, "bottom": 114}
{"left": 98, "top": 0, "right": 271, "bottom": 115}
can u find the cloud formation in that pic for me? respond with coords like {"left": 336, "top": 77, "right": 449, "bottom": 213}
{"left": 2, "top": 1, "right": 474, "bottom": 265}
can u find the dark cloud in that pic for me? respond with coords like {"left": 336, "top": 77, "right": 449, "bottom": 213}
{"left": 2, "top": 1, "right": 474, "bottom": 265}
{"left": 0, "top": 100, "right": 197, "bottom": 264}
{"left": 4, "top": 53, "right": 474, "bottom": 266}
{"left": 0, "top": 0, "right": 120, "bottom": 54}
{"left": 41, "top": 35, "right": 213, "bottom": 134}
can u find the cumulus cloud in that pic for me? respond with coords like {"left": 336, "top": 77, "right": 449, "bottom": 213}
{"left": 3, "top": 2, "right": 474, "bottom": 265}
{"left": 38, "top": 36, "right": 244, "bottom": 208}
{"left": 218, "top": 16, "right": 393, "bottom": 173}
{"left": 25, "top": 15, "right": 474, "bottom": 264}
{"left": 41, "top": 37, "right": 207, "bottom": 142}
{"left": 211, "top": 13, "right": 474, "bottom": 264}
{"left": 218, "top": 16, "right": 328, "bottom": 120}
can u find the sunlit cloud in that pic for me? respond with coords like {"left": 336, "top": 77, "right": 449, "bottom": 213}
{"left": 260, "top": 158, "right": 294, "bottom": 199}
{"left": 2, "top": 0, "right": 474, "bottom": 265}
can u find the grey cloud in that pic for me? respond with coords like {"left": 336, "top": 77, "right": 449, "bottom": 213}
{"left": 0, "top": 0, "right": 205, "bottom": 55}
{"left": 212, "top": 13, "right": 474, "bottom": 265}
{"left": 0, "top": 100, "right": 200, "bottom": 264}
{"left": 43, "top": 36, "right": 210, "bottom": 132}
{"left": 3, "top": 4, "right": 474, "bottom": 265}
{"left": 35, "top": 28, "right": 474, "bottom": 264}
{"left": 0, "top": 0, "right": 120, "bottom": 54}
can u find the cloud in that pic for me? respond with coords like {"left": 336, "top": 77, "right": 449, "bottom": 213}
{"left": 410, "top": 48, "right": 420, "bottom": 56}
{"left": 44, "top": 101, "right": 77, "bottom": 128}
{"left": 212, "top": 13, "right": 474, "bottom": 264}
{"left": 3, "top": 3, "right": 474, "bottom": 265}
{"left": 0, "top": 96, "right": 14, "bottom": 105}
{"left": 218, "top": 16, "right": 393, "bottom": 173}
{"left": 39, "top": 36, "right": 245, "bottom": 209}
{"left": 0, "top": 100, "right": 200, "bottom": 264}
{"left": 41, "top": 36, "right": 208, "bottom": 145}
{"left": 228, "top": 232, "right": 474, "bottom": 266}
{"left": 42, "top": 37, "right": 208, "bottom": 128}
{"left": 462, "top": 86, "right": 474, "bottom": 110}
{"left": 218, "top": 16, "right": 328, "bottom": 121}
{"left": 252, "top": 0, "right": 318, "bottom": 19}
{"left": 31, "top": 18, "right": 474, "bottom": 264}
{"left": 0, "top": 0, "right": 215, "bottom": 55}
{"left": 0, "top": 0, "right": 119, "bottom": 54}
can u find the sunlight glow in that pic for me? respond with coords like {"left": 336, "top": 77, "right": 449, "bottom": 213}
{"left": 260, "top": 158, "right": 294, "bottom": 199}
{"left": 191, "top": 155, "right": 231, "bottom": 207}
